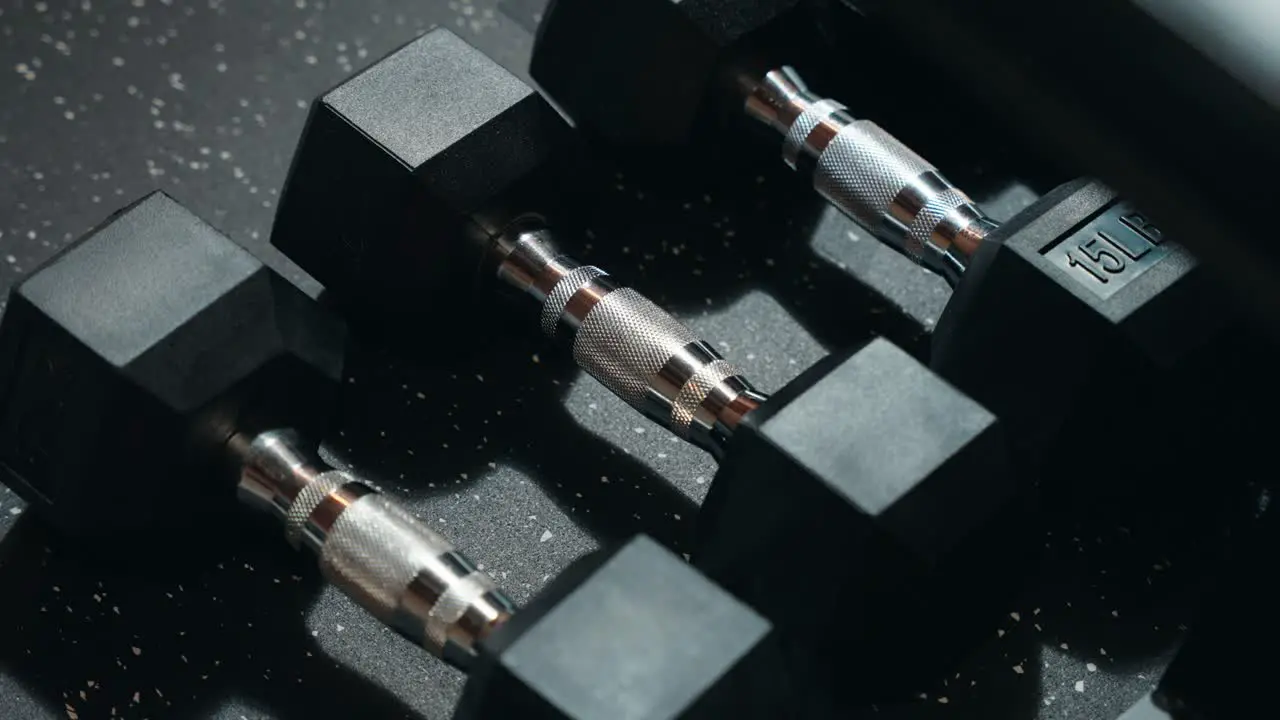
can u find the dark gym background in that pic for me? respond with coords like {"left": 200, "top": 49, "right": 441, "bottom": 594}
{"left": 0, "top": 1, "right": 1240, "bottom": 717}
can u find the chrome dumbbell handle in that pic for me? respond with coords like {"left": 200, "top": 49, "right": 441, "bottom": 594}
{"left": 745, "top": 66, "right": 997, "bottom": 287}
{"left": 232, "top": 430, "right": 515, "bottom": 670}
{"left": 493, "top": 219, "right": 766, "bottom": 459}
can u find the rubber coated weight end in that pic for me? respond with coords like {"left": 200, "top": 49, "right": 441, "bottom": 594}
{"left": 0, "top": 193, "right": 345, "bottom": 537}
{"left": 932, "top": 180, "right": 1236, "bottom": 504}
{"left": 696, "top": 338, "right": 1016, "bottom": 697}
{"left": 456, "top": 535, "right": 791, "bottom": 719}
{"left": 272, "top": 29, "right": 570, "bottom": 325}
{"left": 532, "top": 0, "right": 800, "bottom": 146}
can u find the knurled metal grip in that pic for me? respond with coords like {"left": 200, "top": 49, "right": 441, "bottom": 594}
{"left": 314, "top": 492, "right": 510, "bottom": 659}
{"left": 783, "top": 98, "right": 846, "bottom": 169}
{"left": 812, "top": 120, "right": 933, "bottom": 240}
{"left": 542, "top": 265, "right": 608, "bottom": 337}
{"left": 568, "top": 287, "right": 700, "bottom": 409}
{"left": 284, "top": 469, "right": 351, "bottom": 549}
{"left": 745, "top": 67, "right": 995, "bottom": 286}
{"left": 671, "top": 359, "right": 742, "bottom": 432}
{"left": 233, "top": 431, "right": 515, "bottom": 669}
{"left": 494, "top": 225, "right": 766, "bottom": 458}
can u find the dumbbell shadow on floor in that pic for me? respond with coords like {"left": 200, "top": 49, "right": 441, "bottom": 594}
{"left": 327, "top": 187, "right": 898, "bottom": 557}
{"left": 271, "top": 27, "right": 1030, "bottom": 702}
{"left": 333, "top": 323, "right": 704, "bottom": 554}
{"left": 540, "top": 144, "right": 935, "bottom": 360}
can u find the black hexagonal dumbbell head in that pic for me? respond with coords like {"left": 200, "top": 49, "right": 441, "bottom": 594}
{"left": 531, "top": 0, "right": 805, "bottom": 145}
{"left": 0, "top": 192, "right": 345, "bottom": 538}
{"left": 930, "top": 180, "right": 1241, "bottom": 511}
{"left": 457, "top": 535, "right": 796, "bottom": 719}
{"left": 273, "top": 28, "right": 572, "bottom": 331}
{"left": 698, "top": 338, "right": 1018, "bottom": 694}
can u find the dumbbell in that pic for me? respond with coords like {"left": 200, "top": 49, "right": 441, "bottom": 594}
{"left": 272, "top": 28, "right": 1017, "bottom": 692}
{"left": 530, "top": 0, "right": 1234, "bottom": 488}
{"left": 0, "top": 193, "right": 794, "bottom": 719}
